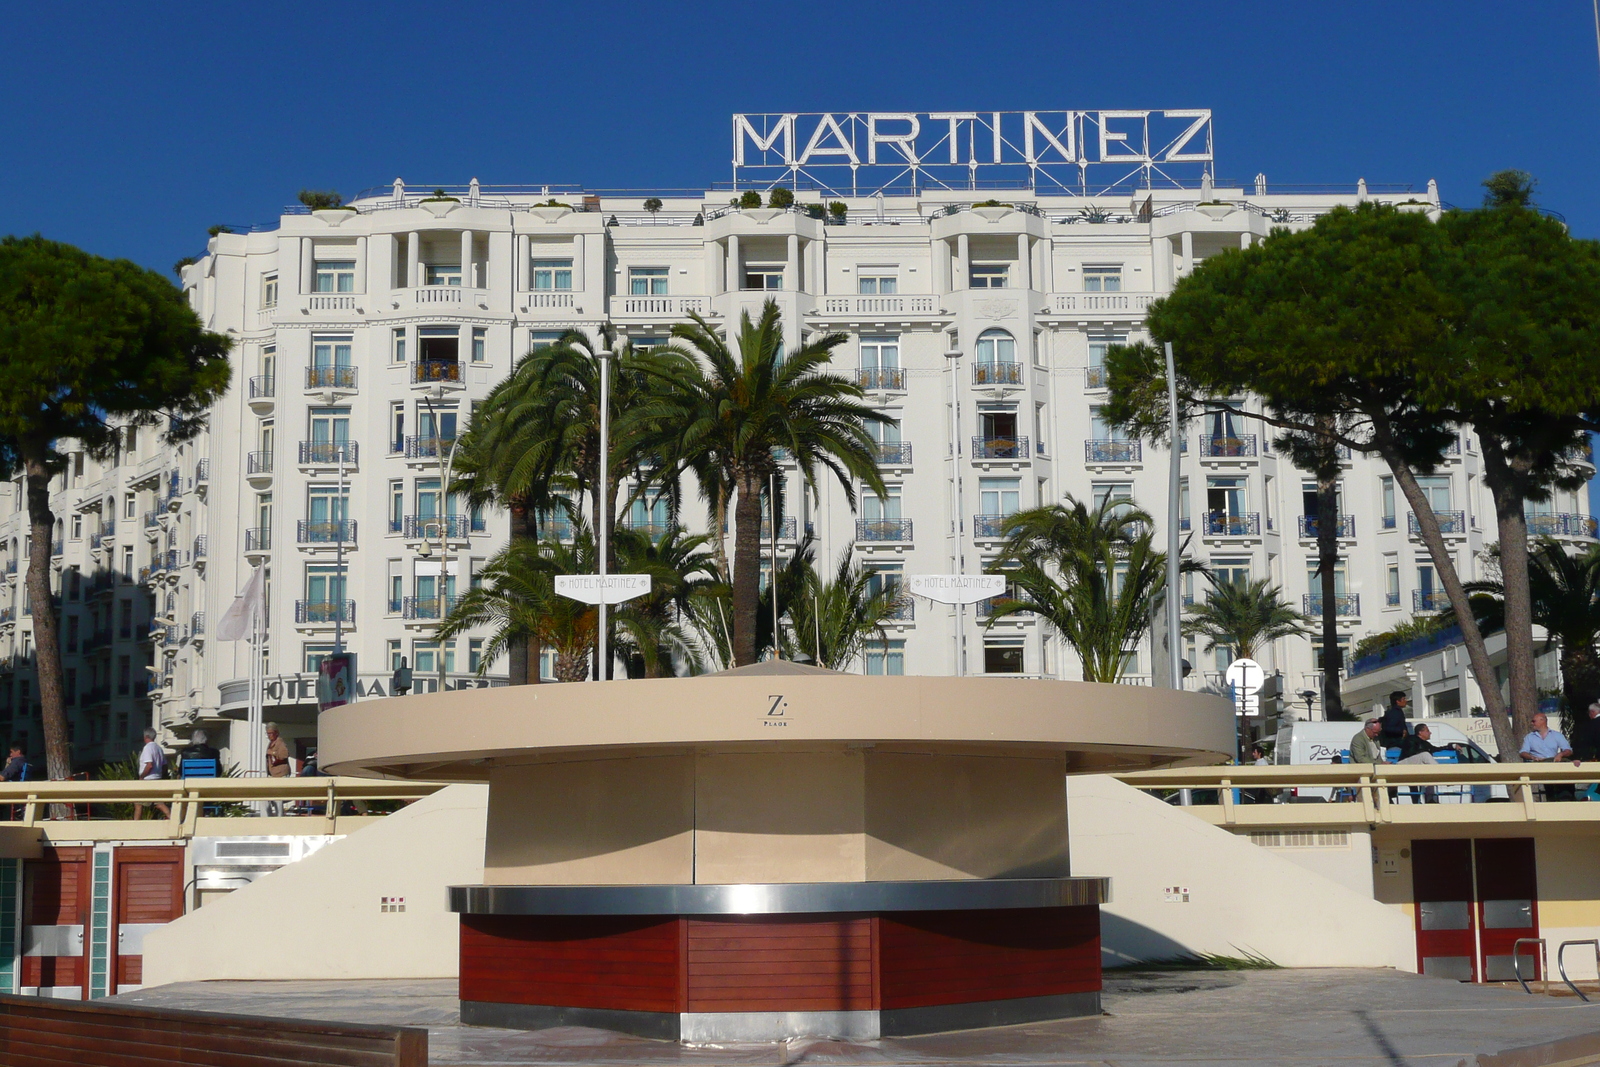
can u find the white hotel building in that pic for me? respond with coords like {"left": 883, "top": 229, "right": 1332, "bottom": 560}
{"left": 0, "top": 117, "right": 1592, "bottom": 768}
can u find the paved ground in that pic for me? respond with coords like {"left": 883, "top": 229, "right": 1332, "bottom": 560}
{"left": 112, "top": 968, "right": 1600, "bottom": 1066}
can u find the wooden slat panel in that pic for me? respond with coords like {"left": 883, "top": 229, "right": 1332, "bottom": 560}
{"left": 686, "top": 916, "right": 873, "bottom": 1012}
{"left": 459, "top": 915, "right": 681, "bottom": 1013}
{"left": 0, "top": 995, "right": 425, "bottom": 1067}
{"left": 878, "top": 905, "right": 1100, "bottom": 1010}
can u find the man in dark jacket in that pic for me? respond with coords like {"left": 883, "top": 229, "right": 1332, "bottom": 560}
{"left": 1571, "top": 702, "right": 1600, "bottom": 763}
{"left": 0, "top": 742, "right": 24, "bottom": 782}
{"left": 1379, "top": 691, "right": 1410, "bottom": 747}
{"left": 1398, "top": 724, "right": 1443, "bottom": 803}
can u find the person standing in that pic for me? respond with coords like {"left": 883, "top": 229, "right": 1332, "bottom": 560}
{"left": 1379, "top": 691, "right": 1410, "bottom": 748}
{"left": 132, "top": 728, "right": 171, "bottom": 820}
{"left": 1571, "top": 702, "right": 1600, "bottom": 801}
{"left": 1244, "top": 743, "right": 1273, "bottom": 804}
{"left": 265, "top": 722, "right": 290, "bottom": 778}
{"left": 1521, "top": 712, "right": 1574, "bottom": 801}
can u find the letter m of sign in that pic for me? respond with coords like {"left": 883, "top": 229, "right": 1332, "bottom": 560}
{"left": 734, "top": 115, "right": 797, "bottom": 166}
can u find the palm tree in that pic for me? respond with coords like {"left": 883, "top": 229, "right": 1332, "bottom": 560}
{"left": 610, "top": 524, "right": 718, "bottom": 678}
{"left": 988, "top": 494, "right": 1177, "bottom": 683}
{"left": 1184, "top": 575, "right": 1313, "bottom": 663}
{"left": 1454, "top": 540, "right": 1600, "bottom": 718}
{"left": 452, "top": 330, "right": 680, "bottom": 680}
{"left": 650, "top": 301, "right": 886, "bottom": 666}
{"left": 437, "top": 531, "right": 597, "bottom": 684}
{"left": 787, "top": 550, "right": 908, "bottom": 670}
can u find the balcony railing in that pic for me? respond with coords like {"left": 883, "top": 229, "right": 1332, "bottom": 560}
{"left": 411, "top": 360, "right": 461, "bottom": 385}
{"left": 1203, "top": 513, "right": 1261, "bottom": 537}
{"left": 143, "top": 510, "right": 161, "bottom": 529}
{"left": 866, "top": 442, "right": 909, "bottom": 466}
{"left": 307, "top": 366, "right": 357, "bottom": 390}
{"left": 1200, "top": 435, "right": 1258, "bottom": 458}
{"left": 190, "top": 611, "right": 205, "bottom": 636}
{"left": 192, "top": 535, "right": 207, "bottom": 559}
{"left": 195, "top": 459, "right": 210, "bottom": 483}
{"left": 973, "top": 362, "right": 1023, "bottom": 386}
{"left": 856, "top": 367, "right": 906, "bottom": 391}
{"left": 82, "top": 628, "right": 112, "bottom": 652}
{"left": 1408, "top": 511, "right": 1466, "bottom": 535}
{"left": 402, "top": 595, "right": 460, "bottom": 621}
{"left": 754, "top": 517, "right": 798, "bottom": 541}
{"left": 298, "top": 441, "right": 358, "bottom": 466}
{"left": 973, "top": 514, "right": 1012, "bottom": 539}
{"left": 298, "top": 520, "right": 356, "bottom": 544}
{"left": 248, "top": 375, "right": 275, "bottom": 399}
{"left": 1085, "top": 439, "right": 1140, "bottom": 463}
{"left": 404, "top": 515, "right": 470, "bottom": 540}
{"left": 1303, "top": 593, "right": 1361, "bottom": 617}
{"left": 620, "top": 520, "right": 671, "bottom": 540}
{"left": 1085, "top": 366, "right": 1108, "bottom": 389}
{"left": 822, "top": 295, "right": 939, "bottom": 315}
{"left": 404, "top": 435, "right": 457, "bottom": 460}
{"left": 882, "top": 595, "right": 915, "bottom": 622}
{"left": 295, "top": 599, "right": 355, "bottom": 624}
{"left": 1526, "top": 513, "right": 1599, "bottom": 538}
{"left": 244, "top": 527, "right": 271, "bottom": 552}
{"left": 973, "top": 436, "right": 1029, "bottom": 460}
{"left": 975, "top": 596, "right": 1029, "bottom": 620}
{"left": 1413, "top": 589, "right": 1450, "bottom": 613}
{"left": 857, "top": 519, "right": 912, "bottom": 542}
{"left": 51, "top": 540, "right": 63, "bottom": 557}
{"left": 1386, "top": 590, "right": 1401, "bottom": 607}
{"left": 246, "top": 451, "right": 273, "bottom": 475}
{"left": 1298, "top": 514, "right": 1355, "bottom": 539}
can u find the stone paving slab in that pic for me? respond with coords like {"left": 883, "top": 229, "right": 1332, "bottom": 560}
{"left": 110, "top": 968, "right": 1600, "bottom": 1066}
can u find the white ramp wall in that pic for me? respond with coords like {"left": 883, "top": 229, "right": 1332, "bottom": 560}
{"left": 143, "top": 784, "right": 488, "bottom": 985}
{"left": 1070, "top": 775, "right": 1415, "bottom": 970}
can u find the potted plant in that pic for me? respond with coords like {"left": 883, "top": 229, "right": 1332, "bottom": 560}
{"left": 530, "top": 197, "right": 572, "bottom": 222}
{"left": 1076, "top": 206, "right": 1113, "bottom": 224}
{"left": 300, "top": 189, "right": 357, "bottom": 225}
{"left": 802, "top": 204, "right": 825, "bottom": 220}
{"left": 736, "top": 188, "right": 782, "bottom": 222}
{"left": 643, "top": 197, "right": 663, "bottom": 222}
{"left": 971, "top": 199, "right": 1014, "bottom": 221}
{"left": 738, "top": 190, "right": 762, "bottom": 209}
{"left": 421, "top": 187, "right": 463, "bottom": 218}
{"left": 767, "top": 187, "right": 795, "bottom": 209}
{"left": 827, "top": 201, "right": 848, "bottom": 224}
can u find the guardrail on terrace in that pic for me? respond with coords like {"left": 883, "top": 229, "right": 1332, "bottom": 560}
{"left": 1113, "top": 764, "right": 1600, "bottom": 827}
{"left": 0, "top": 777, "right": 445, "bottom": 835}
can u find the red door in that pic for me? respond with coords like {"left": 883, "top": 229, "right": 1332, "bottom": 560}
{"left": 1412, "top": 839, "right": 1477, "bottom": 981}
{"left": 21, "top": 846, "right": 91, "bottom": 998}
{"left": 1475, "top": 838, "right": 1540, "bottom": 983}
{"left": 112, "top": 846, "right": 184, "bottom": 993}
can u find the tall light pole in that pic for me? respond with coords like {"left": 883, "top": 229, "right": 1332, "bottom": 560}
{"left": 1165, "top": 341, "right": 1184, "bottom": 689}
{"left": 421, "top": 386, "right": 460, "bottom": 692}
{"left": 333, "top": 443, "right": 348, "bottom": 655}
{"left": 595, "top": 348, "right": 613, "bottom": 682}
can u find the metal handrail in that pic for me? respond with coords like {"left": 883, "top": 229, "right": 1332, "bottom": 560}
{"left": 1558, "top": 939, "right": 1600, "bottom": 1002}
{"left": 0, "top": 777, "right": 445, "bottom": 830}
{"left": 1512, "top": 937, "right": 1547, "bottom": 995}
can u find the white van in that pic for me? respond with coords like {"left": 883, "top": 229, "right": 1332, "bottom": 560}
{"left": 1272, "top": 719, "right": 1502, "bottom": 802}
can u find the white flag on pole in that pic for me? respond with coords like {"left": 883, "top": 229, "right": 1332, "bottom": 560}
{"left": 217, "top": 566, "right": 266, "bottom": 641}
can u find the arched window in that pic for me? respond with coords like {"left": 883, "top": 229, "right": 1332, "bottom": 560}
{"left": 973, "top": 328, "right": 1016, "bottom": 365}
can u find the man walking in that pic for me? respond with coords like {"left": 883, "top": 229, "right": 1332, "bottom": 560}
{"left": 1521, "top": 712, "right": 1574, "bottom": 801}
{"left": 265, "top": 722, "right": 290, "bottom": 815}
{"left": 1379, "top": 691, "right": 1410, "bottom": 748}
{"left": 132, "top": 728, "right": 170, "bottom": 820}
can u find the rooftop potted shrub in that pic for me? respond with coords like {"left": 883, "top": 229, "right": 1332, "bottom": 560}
{"left": 827, "top": 201, "right": 848, "bottom": 224}
{"left": 300, "top": 189, "right": 357, "bottom": 225}
{"left": 530, "top": 196, "right": 573, "bottom": 222}
{"left": 971, "top": 199, "right": 1014, "bottom": 221}
{"left": 421, "top": 187, "right": 463, "bottom": 218}
{"left": 643, "top": 197, "right": 663, "bottom": 223}
{"left": 767, "top": 187, "right": 795, "bottom": 209}
{"left": 737, "top": 187, "right": 782, "bottom": 222}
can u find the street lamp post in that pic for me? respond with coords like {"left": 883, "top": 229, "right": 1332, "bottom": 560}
{"left": 596, "top": 348, "right": 613, "bottom": 682}
{"left": 422, "top": 387, "right": 460, "bottom": 693}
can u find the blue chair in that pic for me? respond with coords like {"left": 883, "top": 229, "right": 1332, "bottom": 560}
{"left": 181, "top": 758, "right": 218, "bottom": 779}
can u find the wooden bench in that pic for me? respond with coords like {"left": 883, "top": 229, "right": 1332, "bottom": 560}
{"left": 0, "top": 994, "right": 427, "bottom": 1067}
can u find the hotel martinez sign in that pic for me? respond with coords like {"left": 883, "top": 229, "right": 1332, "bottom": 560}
{"left": 732, "top": 110, "right": 1214, "bottom": 197}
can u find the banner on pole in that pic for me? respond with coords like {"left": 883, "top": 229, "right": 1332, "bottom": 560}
{"left": 555, "top": 574, "right": 652, "bottom": 605}
{"left": 907, "top": 574, "right": 1007, "bottom": 605}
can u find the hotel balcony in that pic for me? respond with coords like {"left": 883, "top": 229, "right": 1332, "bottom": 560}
{"left": 403, "top": 596, "right": 460, "bottom": 621}
{"left": 411, "top": 360, "right": 463, "bottom": 387}
{"left": 244, "top": 527, "right": 272, "bottom": 554}
{"left": 1298, "top": 514, "right": 1356, "bottom": 540}
{"left": 297, "top": 520, "right": 357, "bottom": 545}
{"left": 306, "top": 366, "right": 357, "bottom": 393}
{"left": 973, "top": 362, "right": 1023, "bottom": 387}
{"left": 404, "top": 435, "right": 457, "bottom": 462}
{"left": 856, "top": 367, "right": 906, "bottom": 392}
{"left": 295, "top": 599, "right": 355, "bottom": 625}
{"left": 403, "top": 514, "right": 476, "bottom": 540}
{"left": 973, "top": 515, "right": 1012, "bottom": 540}
{"left": 1202, "top": 513, "right": 1261, "bottom": 538}
{"left": 1408, "top": 511, "right": 1466, "bottom": 536}
{"left": 1200, "top": 434, "right": 1258, "bottom": 459}
{"left": 1085, "top": 439, "right": 1140, "bottom": 464}
{"left": 1526, "top": 513, "right": 1599, "bottom": 539}
{"left": 1413, "top": 589, "right": 1450, "bottom": 613}
{"left": 298, "top": 441, "right": 358, "bottom": 467}
{"left": 873, "top": 442, "right": 913, "bottom": 466}
{"left": 973, "top": 436, "right": 1029, "bottom": 460}
{"left": 1303, "top": 593, "right": 1361, "bottom": 617}
{"left": 248, "top": 375, "right": 275, "bottom": 411}
{"left": 856, "top": 519, "right": 912, "bottom": 543}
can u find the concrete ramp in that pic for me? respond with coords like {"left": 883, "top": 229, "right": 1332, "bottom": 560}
{"left": 1069, "top": 775, "right": 1414, "bottom": 970}
{"left": 143, "top": 784, "right": 487, "bottom": 985}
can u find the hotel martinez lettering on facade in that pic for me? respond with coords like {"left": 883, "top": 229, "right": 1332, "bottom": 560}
{"left": 0, "top": 110, "right": 1590, "bottom": 772}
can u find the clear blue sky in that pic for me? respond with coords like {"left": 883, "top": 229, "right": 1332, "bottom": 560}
{"left": 5, "top": 1, "right": 1599, "bottom": 500}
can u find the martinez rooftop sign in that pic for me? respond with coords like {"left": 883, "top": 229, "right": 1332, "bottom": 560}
{"left": 732, "top": 111, "right": 1214, "bottom": 197}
